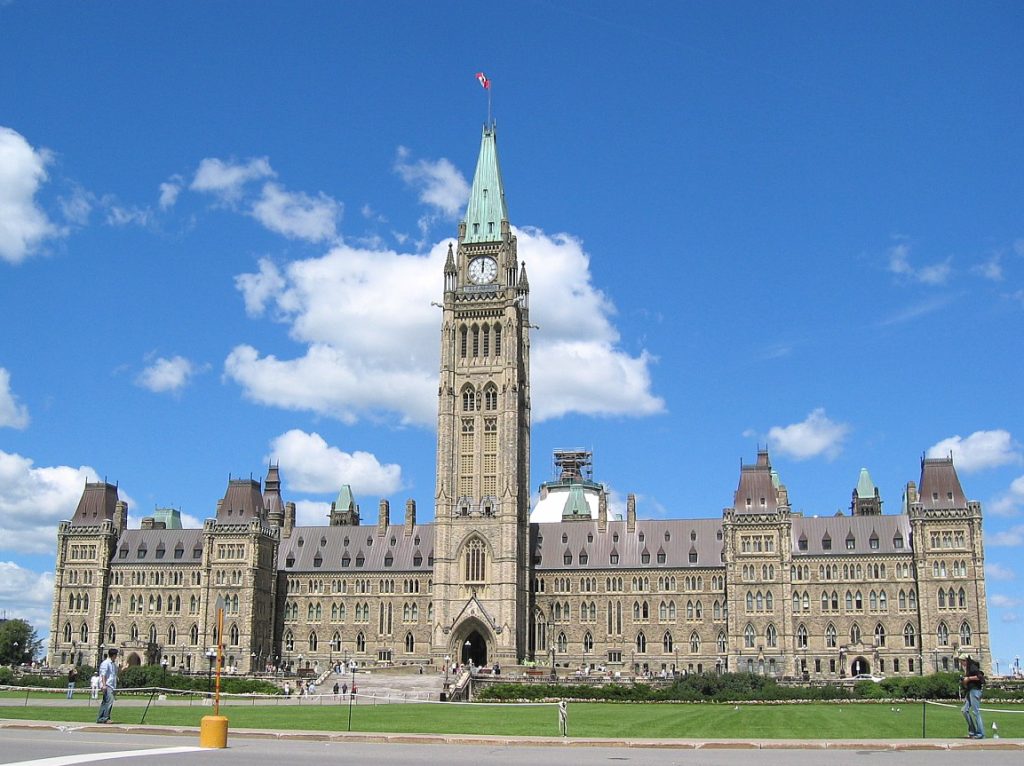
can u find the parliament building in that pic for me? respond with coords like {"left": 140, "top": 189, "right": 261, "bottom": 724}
{"left": 48, "top": 125, "right": 991, "bottom": 680}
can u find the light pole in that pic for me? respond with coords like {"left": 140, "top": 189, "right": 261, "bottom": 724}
{"left": 12, "top": 641, "right": 19, "bottom": 666}
{"left": 549, "top": 644, "right": 556, "bottom": 680}
{"left": 205, "top": 648, "right": 217, "bottom": 695}
{"left": 160, "top": 658, "right": 168, "bottom": 689}
{"left": 444, "top": 654, "right": 451, "bottom": 691}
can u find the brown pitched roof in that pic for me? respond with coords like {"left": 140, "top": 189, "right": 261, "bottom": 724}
{"left": 217, "top": 479, "right": 265, "bottom": 522}
{"left": 71, "top": 482, "right": 119, "bottom": 525}
{"left": 918, "top": 457, "right": 968, "bottom": 509}
{"left": 277, "top": 525, "right": 434, "bottom": 573}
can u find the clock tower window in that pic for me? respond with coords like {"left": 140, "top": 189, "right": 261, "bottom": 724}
{"left": 459, "top": 326, "right": 468, "bottom": 358}
{"left": 462, "top": 389, "right": 476, "bottom": 412}
{"left": 465, "top": 538, "right": 486, "bottom": 583}
{"left": 482, "top": 325, "right": 490, "bottom": 356}
{"left": 493, "top": 324, "right": 501, "bottom": 356}
{"left": 472, "top": 325, "right": 480, "bottom": 356}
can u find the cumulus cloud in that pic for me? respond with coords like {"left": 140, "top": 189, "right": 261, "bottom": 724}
{"left": 0, "top": 562, "right": 56, "bottom": 638}
{"left": 985, "top": 562, "right": 1015, "bottom": 581}
{"left": 0, "top": 126, "right": 61, "bottom": 264}
{"left": 988, "top": 524, "right": 1024, "bottom": 547}
{"left": 135, "top": 355, "right": 204, "bottom": 394}
{"left": 293, "top": 499, "right": 333, "bottom": 527}
{"left": 190, "top": 156, "right": 275, "bottom": 202}
{"left": 251, "top": 182, "right": 341, "bottom": 242}
{"left": 394, "top": 147, "right": 470, "bottom": 217}
{"left": 159, "top": 175, "right": 183, "bottom": 209}
{"left": 227, "top": 228, "right": 663, "bottom": 425}
{"left": 767, "top": 408, "right": 849, "bottom": 461}
{"left": 0, "top": 367, "right": 30, "bottom": 429}
{"left": 0, "top": 450, "right": 99, "bottom": 555}
{"left": 267, "top": 429, "right": 402, "bottom": 495}
{"left": 989, "top": 475, "right": 1024, "bottom": 517}
{"left": 887, "top": 242, "right": 952, "bottom": 285}
{"left": 926, "top": 429, "right": 1021, "bottom": 473}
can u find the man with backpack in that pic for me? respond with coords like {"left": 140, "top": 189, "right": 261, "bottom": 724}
{"left": 958, "top": 649, "right": 985, "bottom": 739}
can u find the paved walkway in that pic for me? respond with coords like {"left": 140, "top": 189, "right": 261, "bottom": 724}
{"left": 0, "top": 718, "right": 1021, "bottom": 750}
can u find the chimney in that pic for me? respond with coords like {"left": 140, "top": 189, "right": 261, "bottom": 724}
{"left": 378, "top": 499, "right": 390, "bottom": 536}
{"left": 598, "top": 490, "right": 608, "bottom": 533}
{"left": 113, "top": 500, "right": 128, "bottom": 533}
{"left": 283, "top": 501, "right": 296, "bottom": 539}
{"left": 627, "top": 494, "right": 636, "bottom": 533}
{"left": 404, "top": 499, "right": 416, "bottom": 534}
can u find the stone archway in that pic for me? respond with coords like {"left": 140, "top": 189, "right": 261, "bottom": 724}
{"left": 126, "top": 652, "right": 142, "bottom": 667}
{"left": 461, "top": 629, "right": 488, "bottom": 667}
{"left": 850, "top": 656, "right": 871, "bottom": 676}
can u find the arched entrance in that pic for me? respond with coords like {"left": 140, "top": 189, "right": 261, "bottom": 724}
{"left": 126, "top": 652, "right": 142, "bottom": 667}
{"left": 461, "top": 630, "right": 488, "bottom": 667}
{"left": 850, "top": 656, "right": 870, "bottom": 676}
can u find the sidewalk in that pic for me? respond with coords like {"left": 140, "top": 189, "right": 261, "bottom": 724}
{"left": 1, "top": 718, "right": 1021, "bottom": 750}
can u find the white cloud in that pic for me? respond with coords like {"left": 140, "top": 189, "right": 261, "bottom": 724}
{"left": 886, "top": 242, "right": 952, "bottom": 285}
{"left": 235, "top": 258, "right": 287, "bottom": 317}
{"left": 394, "top": 147, "right": 470, "bottom": 217}
{"left": 190, "top": 157, "right": 275, "bottom": 202}
{"left": 227, "top": 228, "right": 662, "bottom": 425}
{"left": 988, "top": 524, "right": 1024, "bottom": 547}
{"left": 293, "top": 499, "right": 332, "bottom": 527}
{"left": 0, "top": 126, "right": 60, "bottom": 264}
{"left": 267, "top": 429, "right": 402, "bottom": 495}
{"left": 0, "top": 562, "right": 56, "bottom": 639}
{"left": 989, "top": 475, "right": 1024, "bottom": 517}
{"left": 251, "top": 182, "right": 341, "bottom": 243}
{"left": 0, "top": 450, "right": 99, "bottom": 555}
{"left": 990, "top": 594, "right": 1023, "bottom": 609}
{"left": 159, "top": 175, "right": 183, "bottom": 209}
{"left": 926, "top": 429, "right": 1021, "bottom": 473}
{"left": 135, "top": 355, "right": 203, "bottom": 394}
{"left": 985, "top": 562, "right": 1015, "bottom": 581}
{"left": 0, "top": 367, "right": 30, "bottom": 429}
{"left": 105, "top": 204, "right": 153, "bottom": 227}
{"left": 767, "top": 408, "right": 849, "bottom": 461}
{"left": 59, "top": 185, "right": 93, "bottom": 226}
{"left": 972, "top": 253, "right": 1003, "bottom": 281}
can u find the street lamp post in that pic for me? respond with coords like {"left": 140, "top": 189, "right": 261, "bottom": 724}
{"left": 205, "top": 648, "right": 217, "bottom": 695}
{"left": 444, "top": 654, "right": 451, "bottom": 691}
{"left": 160, "top": 658, "right": 168, "bottom": 689}
{"left": 549, "top": 645, "right": 556, "bottom": 680}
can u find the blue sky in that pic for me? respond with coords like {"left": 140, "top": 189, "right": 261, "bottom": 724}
{"left": 1, "top": 1, "right": 1022, "bottom": 669}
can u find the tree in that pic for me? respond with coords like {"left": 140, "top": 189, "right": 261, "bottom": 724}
{"left": 0, "top": 619, "right": 43, "bottom": 665}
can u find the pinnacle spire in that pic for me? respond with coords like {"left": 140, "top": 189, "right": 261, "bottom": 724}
{"left": 462, "top": 124, "right": 508, "bottom": 244}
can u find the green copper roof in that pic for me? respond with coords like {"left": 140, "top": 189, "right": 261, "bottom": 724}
{"left": 334, "top": 484, "right": 355, "bottom": 511}
{"left": 153, "top": 507, "right": 183, "bottom": 529}
{"left": 562, "top": 483, "right": 590, "bottom": 518}
{"left": 856, "top": 468, "right": 876, "bottom": 499}
{"left": 462, "top": 125, "right": 508, "bottom": 243}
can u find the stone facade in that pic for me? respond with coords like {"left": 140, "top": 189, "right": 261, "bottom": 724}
{"left": 48, "top": 125, "right": 990, "bottom": 679}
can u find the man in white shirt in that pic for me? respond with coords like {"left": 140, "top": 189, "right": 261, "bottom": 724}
{"left": 96, "top": 648, "right": 119, "bottom": 723}
{"left": 90, "top": 673, "right": 100, "bottom": 700}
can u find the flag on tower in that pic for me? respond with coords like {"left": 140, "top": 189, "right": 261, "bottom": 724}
{"left": 476, "top": 72, "right": 490, "bottom": 90}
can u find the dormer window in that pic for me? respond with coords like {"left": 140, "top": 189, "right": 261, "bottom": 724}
{"left": 473, "top": 223, "right": 479, "bottom": 234}
{"left": 561, "top": 533, "right": 568, "bottom": 543}
{"left": 846, "top": 535, "right": 856, "bottom": 550}
{"left": 384, "top": 553, "right": 394, "bottom": 567}
{"left": 580, "top": 551, "right": 589, "bottom": 565}
{"left": 313, "top": 554, "right": 323, "bottom": 568}
{"left": 286, "top": 555, "right": 296, "bottom": 568}
{"left": 563, "top": 551, "right": 572, "bottom": 565}
{"left": 822, "top": 535, "right": 832, "bottom": 551}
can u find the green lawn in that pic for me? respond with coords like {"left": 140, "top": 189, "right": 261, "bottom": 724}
{"left": 2, "top": 699, "right": 1022, "bottom": 739}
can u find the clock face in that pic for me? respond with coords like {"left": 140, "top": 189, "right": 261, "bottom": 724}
{"left": 468, "top": 256, "right": 498, "bottom": 285}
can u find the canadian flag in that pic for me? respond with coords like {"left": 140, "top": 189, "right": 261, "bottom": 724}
{"left": 476, "top": 72, "right": 490, "bottom": 90}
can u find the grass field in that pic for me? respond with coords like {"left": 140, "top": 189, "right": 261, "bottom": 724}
{"left": 1, "top": 697, "right": 1022, "bottom": 739}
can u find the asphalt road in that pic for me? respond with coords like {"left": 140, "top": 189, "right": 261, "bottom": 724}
{"left": 0, "top": 728, "right": 1022, "bottom": 766}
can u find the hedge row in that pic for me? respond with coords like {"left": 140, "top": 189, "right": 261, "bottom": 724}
{"left": 476, "top": 672, "right": 1024, "bottom": 703}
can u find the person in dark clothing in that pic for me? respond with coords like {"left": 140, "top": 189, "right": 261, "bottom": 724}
{"left": 958, "top": 650, "right": 985, "bottom": 739}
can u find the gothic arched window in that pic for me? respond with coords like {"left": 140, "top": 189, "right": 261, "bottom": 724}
{"left": 465, "top": 538, "right": 486, "bottom": 583}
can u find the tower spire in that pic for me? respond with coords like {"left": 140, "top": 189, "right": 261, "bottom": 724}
{"left": 461, "top": 125, "right": 508, "bottom": 244}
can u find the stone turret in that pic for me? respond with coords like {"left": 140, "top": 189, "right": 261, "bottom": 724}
{"left": 405, "top": 499, "right": 416, "bottom": 534}
{"left": 377, "top": 499, "right": 390, "bottom": 536}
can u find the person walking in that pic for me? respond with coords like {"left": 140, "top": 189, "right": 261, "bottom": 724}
{"left": 67, "top": 666, "right": 78, "bottom": 699}
{"left": 958, "top": 650, "right": 985, "bottom": 739}
{"left": 90, "top": 672, "right": 100, "bottom": 700}
{"left": 96, "top": 648, "right": 119, "bottom": 724}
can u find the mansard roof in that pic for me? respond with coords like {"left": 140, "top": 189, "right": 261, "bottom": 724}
{"left": 733, "top": 449, "right": 779, "bottom": 514}
{"left": 217, "top": 478, "right": 265, "bottom": 522}
{"left": 918, "top": 456, "right": 968, "bottom": 509}
{"left": 113, "top": 528, "right": 205, "bottom": 564}
{"left": 278, "top": 525, "right": 434, "bottom": 573}
{"left": 71, "top": 481, "right": 119, "bottom": 525}
{"left": 791, "top": 513, "right": 911, "bottom": 556}
{"left": 531, "top": 518, "right": 725, "bottom": 570}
